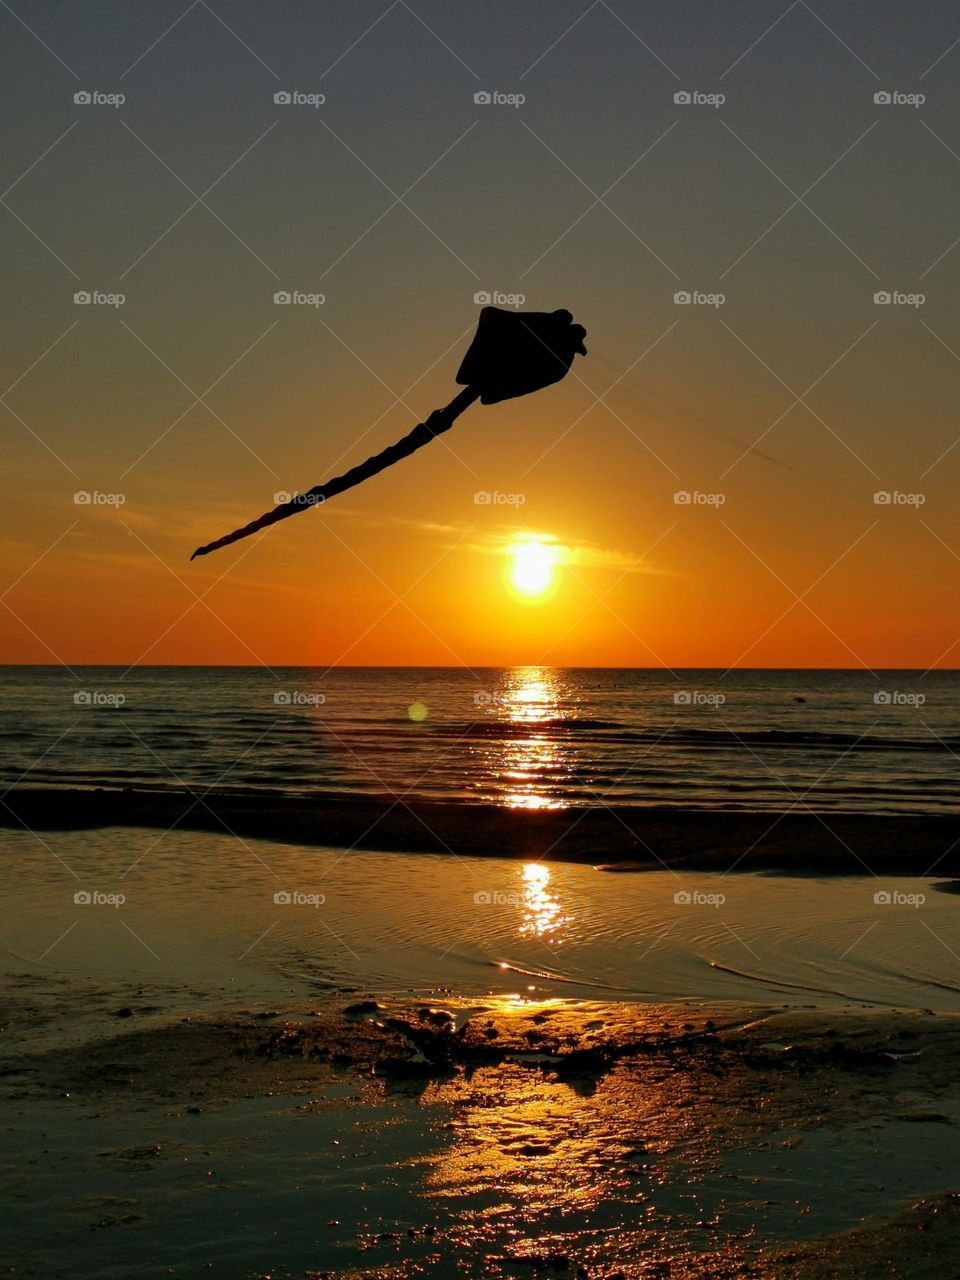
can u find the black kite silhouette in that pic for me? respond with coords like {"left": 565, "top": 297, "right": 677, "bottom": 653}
{"left": 190, "top": 306, "right": 587, "bottom": 560}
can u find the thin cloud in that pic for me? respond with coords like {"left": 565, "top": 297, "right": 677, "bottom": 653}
{"left": 330, "top": 509, "right": 667, "bottom": 575}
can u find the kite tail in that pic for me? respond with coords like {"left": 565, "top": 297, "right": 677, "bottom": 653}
{"left": 190, "top": 385, "right": 480, "bottom": 560}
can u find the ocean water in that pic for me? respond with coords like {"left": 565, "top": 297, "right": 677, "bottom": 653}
{"left": 1, "top": 665, "right": 957, "bottom": 814}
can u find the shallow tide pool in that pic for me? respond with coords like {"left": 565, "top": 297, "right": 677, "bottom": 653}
{"left": 0, "top": 827, "right": 956, "bottom": 1014}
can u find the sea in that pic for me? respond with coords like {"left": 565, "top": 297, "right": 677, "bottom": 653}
{"left": 1, "top": 666, "right": 959, "bottom": 1012}
{"left": 1, "top": 665, "right": 957, "bottom": 814}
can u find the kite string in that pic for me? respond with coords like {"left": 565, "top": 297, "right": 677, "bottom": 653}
{"left": 589, "top": 347, "right": 854, "bottom": 498}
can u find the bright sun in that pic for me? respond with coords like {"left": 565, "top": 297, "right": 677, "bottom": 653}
{"left": 509, "top": 538, "right": 559, "bottom": 599}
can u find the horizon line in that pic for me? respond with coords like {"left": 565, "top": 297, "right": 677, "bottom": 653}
{"left": 1, "top": 663, "right": 957, "bottom": 673}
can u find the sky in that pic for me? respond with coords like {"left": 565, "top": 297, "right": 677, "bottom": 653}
{"left": 2, "top": 0, "right": 960, "bottom": 668}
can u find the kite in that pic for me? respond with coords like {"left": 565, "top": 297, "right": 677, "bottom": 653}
{"left": 190, "top": 306, "right": 587, "bottom": 560}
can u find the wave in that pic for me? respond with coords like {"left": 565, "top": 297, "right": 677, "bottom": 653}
{"left": 493, "top": 959, "right": 633, "bottom": 992}
{"left": 707, "top": 960, "right": 902, "bottom": 1006}
{"left": 418, "top": 723, "right": 960, "bottom": 753}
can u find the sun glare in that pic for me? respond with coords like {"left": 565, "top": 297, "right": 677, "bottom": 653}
{"left": 508, "top": 538, "right": 559, "bottom": 599}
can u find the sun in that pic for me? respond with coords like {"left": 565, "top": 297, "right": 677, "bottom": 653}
{"left": 508, "top": 538, "right": 560, "bottom": 600}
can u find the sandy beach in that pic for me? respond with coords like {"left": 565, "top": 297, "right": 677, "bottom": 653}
{"left": 1, "top": 820, "right": 958, "bottom": 1277}
{"left": 3, "top": 975, "right": 960, "bottom": 1278}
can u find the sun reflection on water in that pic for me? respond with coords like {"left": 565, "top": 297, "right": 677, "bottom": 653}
{"left": 502, "top": 672, "right": 557, "bottom": 724}
{"left": 495, "top": 668, "right": 571, "bottom": 811}
{"left": 519, "top": 863, "right": 573, "bottom": 943}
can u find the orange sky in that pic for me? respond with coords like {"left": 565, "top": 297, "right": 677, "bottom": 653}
{"left": 4, "top": 347, "right": 957, "bottom": 670}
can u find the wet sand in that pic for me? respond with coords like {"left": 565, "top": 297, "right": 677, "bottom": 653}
{"left": 2, "top": 809, "right": 958, "bottom": 1275}
{"left": 2, "top": 976, "right": 959, "bottom": 1278}
{"left": 4, "top": 786, "right": 960, "bottom": 873}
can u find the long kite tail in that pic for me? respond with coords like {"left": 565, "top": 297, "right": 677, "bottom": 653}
{"left": 190, "top": 386, "right": 480, "bottom": 560}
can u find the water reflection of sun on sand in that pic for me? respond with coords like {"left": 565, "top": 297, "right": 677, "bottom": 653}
{"left": 419, "top": 1025, "right": 680, "bottom": 1232}
{"left": 418, "top": 1007, "right": 714, "bottom": 1252}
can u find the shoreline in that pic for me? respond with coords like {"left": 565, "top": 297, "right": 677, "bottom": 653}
{"left": 2, "top": 786, "right": 959, "bottom": 873}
